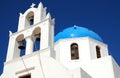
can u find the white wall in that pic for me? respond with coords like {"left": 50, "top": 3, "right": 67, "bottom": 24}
{"left": 65, "top": 56, "right": 119, "bottom": 78}
{"left": 54, "top": 37, "right": 108, "bottom": 69}
{"left": 80, "top": 56, "right": 116, "bottom": 78}
{"left": 2, "top": 49, "right": 73, "bottom": 78}
{"left": 112, "top": 57, "right": 120, "bottom": 78}
{"left": 88, "top": 38, "right": 108, "bottom": 59}
{"left": 70, "top": 68, "right": 92, "bottom": 78}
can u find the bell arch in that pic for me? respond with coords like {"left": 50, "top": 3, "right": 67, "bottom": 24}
{"left": 16, "top": 34, "right": 26, "bottom": 56}
{"left": 32, "top": 27, "right": 41, "bottom": 51}
{"left": 17, "top": 34, "right": 25, "bottom": 49}
{"left": 25, "top": 11, "right": 34, "bottom": 26}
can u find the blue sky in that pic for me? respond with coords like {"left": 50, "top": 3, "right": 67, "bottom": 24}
{"left": 0, "top": 0, "right": 120, "bottom": 75}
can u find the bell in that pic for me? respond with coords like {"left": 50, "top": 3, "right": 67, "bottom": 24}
{"left": 18, "top": 40, "right": 25, "bottom": 50}
{"left": 29, "top": 16, "right": 34, "bottom": 25}
{"left": 35, "top": 33, "right": 40, "bottom": 41}
{"left": 30, "top": 18, "right": 33, "bottom": 25}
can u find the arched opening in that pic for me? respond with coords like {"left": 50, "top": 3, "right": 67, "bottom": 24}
{"left": 33, "top": 27, "right": 41, "bottom": 51}
{"left": 96, "top": 46, "right": 101, "bottom": 58}
{"left": 19, "top": 40, "right": 26, "bottom": 56}
{"left": 34, "top": 39, "right": 40, "bottom": 51}
{"left": 26, "top": 11, "right": 34, "bottom": 26}
{"left": 17, "top": 34, "right": 26, "bottom": 56}
{"left": 71, "top": 43, "right": 79, "bottom": 60}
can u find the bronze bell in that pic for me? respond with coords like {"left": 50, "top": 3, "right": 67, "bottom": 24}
{"left": 35, "top": 33, "right": 40, "bottom": 41}
{"left": 18, "top": 40, "right": 25, "bottom": 50}
{"left": 30, "top": 18, "right": 33, "bottom": 25}
{"left": 29, "top": 16, "right": 34, "bottom": 25}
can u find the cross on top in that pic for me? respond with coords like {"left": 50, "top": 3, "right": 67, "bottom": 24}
{"left": 30, "top": 3, "right": 36, "bottom": 8}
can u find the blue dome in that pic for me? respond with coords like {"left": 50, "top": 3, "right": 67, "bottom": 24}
{"left": 54, "top": 26, "right": 103, "bottom": 42}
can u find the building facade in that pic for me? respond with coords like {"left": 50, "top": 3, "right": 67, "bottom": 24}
{"left": 0, "top": 2, "right": 120, "bottom": 78}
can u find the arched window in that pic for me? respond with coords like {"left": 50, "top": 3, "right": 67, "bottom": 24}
{"left": 96, "top": 46, "right": 101, "bottom": 58}
{"left": 71, "top": 43, "right": 79, "bottom": 60}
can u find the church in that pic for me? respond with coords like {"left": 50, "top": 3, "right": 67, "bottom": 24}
{"left": 0, "top": 2, "right": 120, "bottom": 78}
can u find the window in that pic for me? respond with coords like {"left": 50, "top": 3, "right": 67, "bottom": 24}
{"left": 19, "top": 74, "right": 31, "bottom": 78}
{"left": 71, "top": 43, "right": 79, "bottom": 60}
{"left": 96, "top": 46, "right": 101, "bottom": 58}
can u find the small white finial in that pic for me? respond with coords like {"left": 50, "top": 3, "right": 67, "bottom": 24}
{"left": 74, "top": 25, "right": 77, "bottom": 29}
{"left": 44, "top": 7, "right": 47, "bottom": 10}
{"left": 74, "top": 25, "right": 77, "bottom": 27}
{"left": 38, "top": 2, "right": 43, "bottom": 9}
{"left": 9, "top": 31, "right": 12, "bottom": 36}
{"left": 19, "top": 13, "right": 23, "bottom": 16}
{"left": 46, "top": 13, "right": 51, "bottom": 19}
{"left": 52, "top": 18, "right": 55, "bottom": 22}
{"left": 51, "top": 18, "right": 55, "bottom": 25}
{"left": 30, "top": 3, "right": 36, "bottom": 8}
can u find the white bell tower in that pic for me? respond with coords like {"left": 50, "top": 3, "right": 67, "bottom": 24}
{"left": 6, "top": 2, "right": 55, "bottom": 62}
{"left": 0, "top": 3, "right": 72, "bottom": 78}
